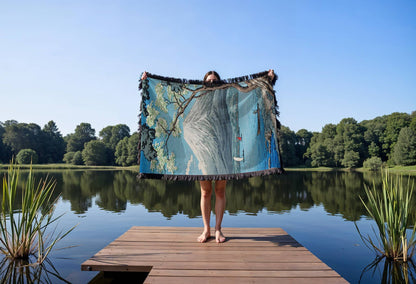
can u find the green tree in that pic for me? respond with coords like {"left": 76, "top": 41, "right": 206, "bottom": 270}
{"left": 0, "top": 122, "right": 12, "bottom": 163}
{"left": 305, "top": 124, "right": 337, "bottom": 167}
{"left": 335, "top": 118, "right": 366, "bottom": 166}
{"left": 363, "top": 156, "right": 383, "bottom": 171}
{"left": 309, "top": 142, "right": 332, "bottom": 167}
{"left": 42, "top": 120, "right": 66, "bottom": 163}
{"left": 63, "top": 152, "right": 75, "bottom": 164}
{"left": 361, "top": 116, "right": 387, "bottom": 160}
{"left": 341, "top": 150, "right": 360, "bottom": 168}
{"left": 3, "top": 122, "right": 43, "bottom": 157}
{"left": 99, "top": 124, "right": 131, "bottom": 165}
{"left": 115, "top": 132, "right": 139, "bottom": 166}
{"left": 73, "top": 151, "right": 83, "bottom": 165}
{"left": 410, "top": 111, "right": 416, "bottom": 133}
{"left": 382, "top": 112, "right": 411, "bottom": 160}
{"left": 99, "top": 126, "right": 113, "bottom": 147}
{"left": 99, "top": 124, "right": 130, "bottom": 151}
{"left": 66, "top": 123, "right": 96, "bottom": 152}
{"left": 305, "top": 111, "right": 415, "bottom": 168}
{"left": 321, "top": 123, "right": 337, "bottom": 139}
{"left": 115, "top": 137, "right": 129, "bottom": 166}
{"left": 126, "top": 132, "right": 139, "bottom": 165}
{"left": 295, "top": 129, "right": 313, "bottom": 165}
{"left": 320, "top": 124, "right": 337, "bottom": 166}
{"left": 279, "top": 126, "right": 299, "bottom": 166}
{"left": 392, "top": 127, "right": 416, "bottom": 166}
{"left": 367, "top": 142, "right": 380, "bottom": 158}
{"left": 1, "top": 120, "right": 66, "bottom": 164}
{"left": 16, "top": 149, "right": 38, "bottom": 164}
{"left": 63, "top": 151, "right": 84, "bottom": 165}
{"left": 82, "top": 140, "right": 111, "bottom": 166}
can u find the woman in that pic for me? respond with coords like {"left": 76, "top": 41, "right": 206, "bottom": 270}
{"left": 195, "top": 71, "right": 227, "bottom": 243}
{"left": 196, "top": 70, "right": 275, "bottom": 243}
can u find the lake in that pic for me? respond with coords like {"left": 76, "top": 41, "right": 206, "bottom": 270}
{"left": 1, "top": 170, "right": 415, "bottom": 283}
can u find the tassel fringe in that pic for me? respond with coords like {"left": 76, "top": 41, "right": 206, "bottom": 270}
{"left": 139, "top": 70, "right": 278, "bottom": 90}
{"left": 137, "top": 167, "right": 285, "bottom": 181}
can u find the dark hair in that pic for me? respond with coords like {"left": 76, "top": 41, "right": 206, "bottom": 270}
{"left": 203, "top": 71, "right": 221, "bottom": 82}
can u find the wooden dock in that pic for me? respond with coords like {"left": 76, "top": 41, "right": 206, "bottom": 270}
{"left": 82, "top": 227, "right": 348, "bottom": 283}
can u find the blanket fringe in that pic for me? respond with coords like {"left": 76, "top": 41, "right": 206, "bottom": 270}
{"left": 137, "top": 168, "right": 285, "bottom": 181}
{"left": 139, "top": 70, "right": 278, "bottom": 90}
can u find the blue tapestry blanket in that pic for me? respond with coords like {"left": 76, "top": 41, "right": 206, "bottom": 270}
{"left": 138, "top": 71, "right": 284, "bottom": 180}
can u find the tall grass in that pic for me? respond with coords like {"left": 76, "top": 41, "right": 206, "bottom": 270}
{"left": 0, "top": 162, "right": 75, "bottom": 264}
{"left": 356, "top": 171, "right": 416, "bottom": 262}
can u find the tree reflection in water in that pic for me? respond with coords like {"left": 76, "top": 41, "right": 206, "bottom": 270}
{"left": 0, "top": 257, "right": 70, "bottom": 284}
{"left": 1, "top": 170, "right": 414, "bottom": 223}
{"left": 1, "top": 170, "right": 415, "bottom": 282}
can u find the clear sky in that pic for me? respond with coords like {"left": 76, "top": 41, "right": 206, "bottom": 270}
{"left": 1, "top": 0, "right": 415, "bottom": 136}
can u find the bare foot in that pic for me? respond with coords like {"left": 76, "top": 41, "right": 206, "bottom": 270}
{"left": 215, "top": 229, "right": 226, "bottom": 243}
{"left": 197, "top": 231, "right": 210, "bottom": 243}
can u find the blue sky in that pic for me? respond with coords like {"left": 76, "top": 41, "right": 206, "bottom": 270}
{"left": 1, "top": 0, "right": 415, "bottom": 136}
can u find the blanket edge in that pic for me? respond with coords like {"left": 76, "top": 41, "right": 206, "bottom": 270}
{"left": 137, "top": 167, "right": 285, "bottom": 181}
{"left": 138, "top": 70, "right": 277, "bottom": 90}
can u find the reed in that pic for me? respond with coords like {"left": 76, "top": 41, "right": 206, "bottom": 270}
{"left": 359, "top": 256, "right": 416, "bottom": 283}
{"left": 0, "top": 257, "right": 70, "bottom": 283}
{"left": 0, "top": 162, "right": 75, "bottom": 264}
{"left": 356, "top": 171, "right": 416, "bottom": 261}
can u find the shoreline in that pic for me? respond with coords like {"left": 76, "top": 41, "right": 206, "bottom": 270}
{"left": 1, "top": 164, "right": 415, "bottom": 174}
{"left": 285, "top": 166, "right": 416, "bottom": 175}
{"left": 0, "top": 163, "right": 140, "bottom": 172}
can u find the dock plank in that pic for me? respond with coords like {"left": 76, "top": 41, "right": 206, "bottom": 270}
{"left": 81, "top": 227, "right": 348, "bottom": 283}
{"left": 144, "top": 276, "right": 348, "bottom": 284}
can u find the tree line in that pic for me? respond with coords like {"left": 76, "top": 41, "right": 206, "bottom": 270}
{"left": 0, "top": 110, "right": 415, "bottom": 167}
{"left": 0, "top": 120, "right": 138, "bottom": 166}
{"left": 5, "top": 170, "right": 406, "bottom": 222}
{"left": 279, "top": 111, "right": 416, "bottom": 168}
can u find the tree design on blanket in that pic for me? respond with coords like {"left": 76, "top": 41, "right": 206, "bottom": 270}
{"left": 142, "top": 76, "right": 279, "bottom": 176}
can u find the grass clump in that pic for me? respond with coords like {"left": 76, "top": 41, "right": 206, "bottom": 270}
{"left": 0, "top": 162, "right": 75, "bottom": 264}
{"left": 356, "top": 171, "right": 416, "bottom": 262}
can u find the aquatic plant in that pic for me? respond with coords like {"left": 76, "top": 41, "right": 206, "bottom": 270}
{"left": 0, "top": 256, "right": 70, "bottom": 283}
{"left": 0, "top": 162, "right": 75, "bottom": 264}
{"left": 359, "top": 256, "right": 416, "bottom": 284}
{"left": 356, "top": 171, "right": 416, "bottom": 261}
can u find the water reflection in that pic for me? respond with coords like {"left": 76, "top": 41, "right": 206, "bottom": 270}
{"left": 1, "top": 170, "right": 414, "bottom": 222}
{"left": 0, "top": 257, "right": 70, "bottom": 283}
{"left": 1, "top": 169, "right": 415, "bottom": 283}
{"left": 360, "top": 257, "right": 416, "bottom": 284}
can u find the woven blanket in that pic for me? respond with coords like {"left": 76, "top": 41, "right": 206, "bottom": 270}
{"left": 138, "top": 71, "right": 283, "bottom": 180}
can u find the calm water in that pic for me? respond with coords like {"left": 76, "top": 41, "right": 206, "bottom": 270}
{"left": 1, "top": 170, "right": 415, "bottom": 283}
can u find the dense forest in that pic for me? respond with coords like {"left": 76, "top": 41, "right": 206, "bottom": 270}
{"left": 0, "top": 111, "right": 415, "bottom": 168}
{"left": 280, "top": 111, "right": 416, "bottom": 168}
{"left": 0, "top": 120, "right": 139, "bottom": 166}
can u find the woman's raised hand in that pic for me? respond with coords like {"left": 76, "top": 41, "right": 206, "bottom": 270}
{"left": 268, "top": 69, "right": 275, "bottom": 80}
{"left": 141, "top": 71, "right": 147, "bottom": 80}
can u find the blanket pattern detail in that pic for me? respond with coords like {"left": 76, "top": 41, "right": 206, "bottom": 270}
{"left": 138, "top": 72, "right": 283, "bottom": 180}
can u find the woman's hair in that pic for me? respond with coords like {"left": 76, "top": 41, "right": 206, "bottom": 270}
{"left": 203, "top": 70, "right": 221, "bottom": 82}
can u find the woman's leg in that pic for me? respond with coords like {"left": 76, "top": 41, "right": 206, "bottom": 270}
{"left": 198, "top": 180, "right": 212, "bottom": 242}
{"left": 214, "top": 180, "right": 227, "bottom": 243}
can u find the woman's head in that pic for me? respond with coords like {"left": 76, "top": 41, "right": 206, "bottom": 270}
{"left": 203, "top": 71, "right": 221, "bottom": 83}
